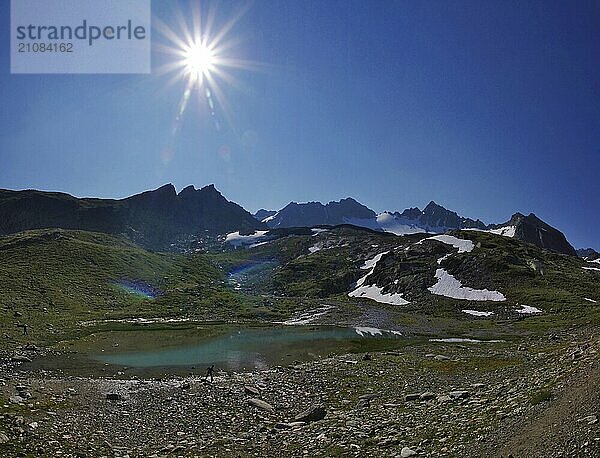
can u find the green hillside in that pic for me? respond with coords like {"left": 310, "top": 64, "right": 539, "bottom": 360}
{"left": 0, "top": 229, "right": 258, "bottom": 349}
{"left": 1, "top": 225, "right": 598, "bottom": 350}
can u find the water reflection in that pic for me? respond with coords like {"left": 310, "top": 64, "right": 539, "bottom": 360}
{"left": 94, "top": 326, "right": 401, "bottom": 371}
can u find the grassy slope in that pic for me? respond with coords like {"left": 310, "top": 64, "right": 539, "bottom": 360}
{"left": 0, "top": 229, "right": 260, "bottom": 349}
{"left": 1, "top": 226, "right": 598, "bottom": 349}
{"left": 232, "top": 227, "right": 599, "bottom": 335}
{"left": 446, "top": 231, "right": 599, "bottom": 311}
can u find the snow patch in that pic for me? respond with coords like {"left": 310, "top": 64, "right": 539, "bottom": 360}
{"left": 376, "top": 212, "right": 426, "bottom": 235}
{"left": 225, "top": 230, "right": 270, "bottom": 247}
{"left": 584, "top": 298, "right": 597, "bottom": 303}
{"left": 311, "top": 228, "right": 329, "bottom": 236}
{"left": 359, "top": 251, "right": 389, "bottom": 272}
{"left": 354, "top": 326, "right": 402, "bottom": 337}
{"left": 583, "top": 267, "right": 600, "bottom": 272}
{"left": 426, "top": 235, "right": 474, "bottom": 253}
{"left": 261, "top": 213, "right": 278, "bottom": 223}
{"left": 462, "top": 309, "right": 495, "bottom": 317}
{"left": 79, "top": 317, "right": 194, "bottom": 327}
{"left": 349, "top": 284, "right": 410, "bottom": 305}
{"left": 488, "top": 226, "right": 516, "bottom": 238}
{"left": 515, "top": 304, "right": 543, "bottom": 314}
{"left": 248, "top": 241, "right": 270, "bottom": 248}
{"left": 308, "top": 245, "right": 321, "bottom": 254}
{"left": 428, "top": 269, "right": 506, "bottom": 301}
{"left": 355, "top": 326, "right": 382, "bottom": 336}
{"left": 437, "top": 254, "right": 452, "bottom": 265}
{"left": 279, "top": 304, "right": 335, "bottom": 325}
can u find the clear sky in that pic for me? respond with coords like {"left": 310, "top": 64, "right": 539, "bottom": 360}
{"left": 0, "top": 0, "right": 598, "bottom": 249}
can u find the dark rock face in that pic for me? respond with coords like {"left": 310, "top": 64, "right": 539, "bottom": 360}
{"left": 398, "top": 207, "right": 422, "bottom": 220}
{"left": 419, "top": 201, "right": 487, "bottom": 231}
{"left": 493, "top": 213, "right": 576, "bottom": 256}
{"left": 265, "top": 198, "right": 376, "bottom": 228}
{"left": 0, "top": 184, "right": 265, "bottom": 250}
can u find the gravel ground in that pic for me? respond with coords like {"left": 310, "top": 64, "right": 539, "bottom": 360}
{"left": 1, "top": 329, "right": 599, "bottom": 457}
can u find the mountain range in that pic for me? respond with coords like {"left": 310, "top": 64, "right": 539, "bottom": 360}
{"left": 256, "top": 198, "right": 576, "bottom": 256}
{"left": 0, "top": 184, "right": 582, "bottom": 256}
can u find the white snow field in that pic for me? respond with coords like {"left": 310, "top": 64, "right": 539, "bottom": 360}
{"left": 430, "top": 338, "right": 505, "bottom": 343}
{"left": 375, "top": 212, "right": 426, "bottom": 235}
{"left": 308, "top": 245, "right": 321, "bottom": 253}
{"left": 428, "top": 269, "right": 506, "bottom": 301}
{"left": 515, "top": 304, "right": 543, "bottom": 314}
{"left": 462, "top": 309, "right": 495, "bottom": 317}
{"left": 488, "top": 226, "right": 516, "bottom": 237}
{"left": 422, "top": 234, "right": 506, "bottom": 301}
{"left": 426, "top": 234, "right": 475, "bottom": 253}
{"left": 279, "top": 304, "right": 335, "bottom": 325}
{"left": 225, "top": 230, "right": 270, "bottom": 247}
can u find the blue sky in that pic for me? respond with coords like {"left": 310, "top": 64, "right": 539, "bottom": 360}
{"left": 0, "top": 0, "right": 598, "bottom": 248}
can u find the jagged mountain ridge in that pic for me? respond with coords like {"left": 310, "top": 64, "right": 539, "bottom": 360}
{"left": 0, "top": 184, "right": 582, "bottom": 256}
{"left": 577, "top": 248, "right": 600, "bottom": 261}
{"left": 0, "top": 184, "right": 264, "bottom": 249}
{"left": 261, "top": 198, "right": 375, "bottom": 228}
{"left": 259, "top": 199, "right": 576, "bottom": 256}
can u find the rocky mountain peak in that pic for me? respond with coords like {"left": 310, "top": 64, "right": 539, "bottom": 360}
{"left": 498, "top": 212, "right": 576, "bottom": 256}
{"left": 178, "top": 185, "right": 196, "bottom": 196}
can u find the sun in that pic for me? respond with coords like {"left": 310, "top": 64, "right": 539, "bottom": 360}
{"left": 153, "top": 2, "right": 261, "bottom": 139}
{"left": 183, "top": 41, "right": 217, "bottom": 84}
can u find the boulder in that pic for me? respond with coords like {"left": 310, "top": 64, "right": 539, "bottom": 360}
{"left": 294, "top": 404, "right": 326, "bottom": 423}
{"left": 401, "top": 446, "right": 418, "bottom": 457}
{"left": 247, "top": 398, "right": 274, "bottom": 412}
{"left": 11, "top": 356, "right": 32, "bottom": 363}
{"left": 356, "top": 398, "right": 371, "bottom": 409}
{"left": 9, "top": 395, "right": 24, "bottom": 404}
{"left": 448, "top": 390, "right": 470, "bottom": 400}
{"left": 419, "top": 392, "right": 436, "bottom": 401}
{"left": 244, "top": 385, "right": 261, "bottom": 396}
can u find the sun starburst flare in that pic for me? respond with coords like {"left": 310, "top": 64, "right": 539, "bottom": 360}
{"left": 153, "top": 2, "right": 260, "bottom": 140}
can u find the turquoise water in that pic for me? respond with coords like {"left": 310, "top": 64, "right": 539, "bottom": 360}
{"left": 94, "top": 326, "right": 401, "bottom": 371}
